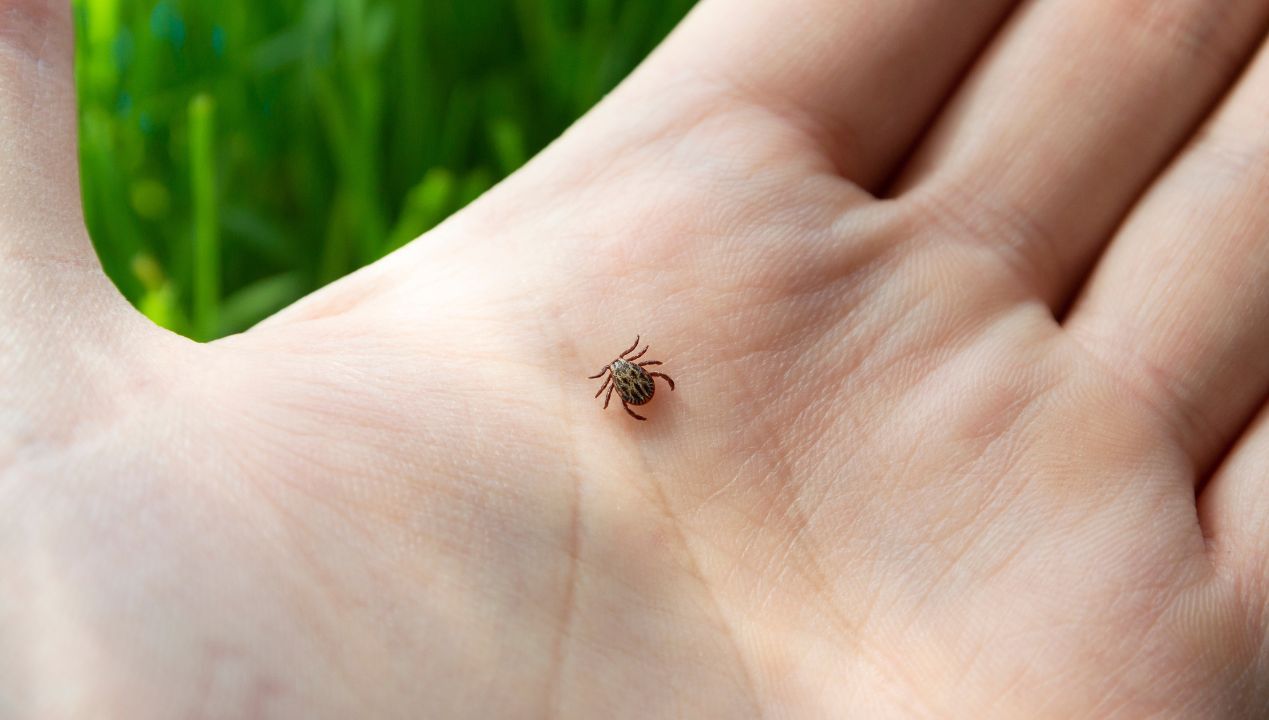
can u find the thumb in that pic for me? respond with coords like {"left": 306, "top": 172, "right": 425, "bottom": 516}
{"left": 0, "top": 0, "right": 86, "bottom": 253}
{"left": 0, "top": 1, "right": 165, "bottom": 443}
{"left": 0, "top": 1, "right": 145, "bottom": 329}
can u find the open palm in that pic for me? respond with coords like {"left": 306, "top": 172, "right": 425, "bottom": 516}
{"left": 5, "top": 0, "right": 1269, "bottom": 717}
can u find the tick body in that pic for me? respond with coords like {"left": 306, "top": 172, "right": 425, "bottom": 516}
{"left": 589, "top": 336, "right": 675, "bottom": 421}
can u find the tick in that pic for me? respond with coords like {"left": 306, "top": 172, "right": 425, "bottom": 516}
{"left": 588, "top": 336, "right": 676, "bottom": 421}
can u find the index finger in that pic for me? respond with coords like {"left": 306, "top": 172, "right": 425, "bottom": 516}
{"left": 640, "top": 0, "right": 1024, "bottom": 188}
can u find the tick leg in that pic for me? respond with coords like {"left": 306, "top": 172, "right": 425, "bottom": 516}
{"left": 618, "top": 336, "right": 641, "bottom": 358}
{"left": 622, "top": 401, "right": 647, "bottom": 421}
{"left": 587, "top": 366, "right": 611, "bottom": 380}
{"left": 637, "top": 361, "right": 662, "bottom": 368}
{"left": 650, "top": 372, "right": 676, "bottom": 391}
{"left": 594, "top": 375, "right": 613, "bottom": 399}
{"left": 627, "top": 345, "right": 650, "bottom": 362}
{"left": 603, "top": 382, "right": 616, "bottom": 410}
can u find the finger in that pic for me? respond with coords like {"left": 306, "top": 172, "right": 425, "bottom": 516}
{"left": 895, "top": 0, "right": 1269, "bottom": 305}
{"left": 0, "top": 0, "right": 86, "bottom": 255}
{"left": 641, "top": 0, "right": 1023, "bottom": 188}
{"left": 0, "top": 2, "right": 146, "bottom": 393}
{"left": 1065, "top": 39, "right": 1269, "bottom": 470}
{"left": 1198, "top": 403, "right": 1269, "bottom": 609}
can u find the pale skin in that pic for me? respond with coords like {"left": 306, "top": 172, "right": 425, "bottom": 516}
{"left": 2, "top": 0, "right": 1268, "bottom": 716}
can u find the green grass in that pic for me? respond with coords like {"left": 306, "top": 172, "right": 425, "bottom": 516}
{"left": 74, "top": 0, "right": 696, "bottom": 340}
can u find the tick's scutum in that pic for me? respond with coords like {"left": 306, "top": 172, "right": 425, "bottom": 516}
{"left": 610, "top": 359, "right": 656, "bottom": 406}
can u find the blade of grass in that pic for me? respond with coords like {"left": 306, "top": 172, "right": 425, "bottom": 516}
{"left": 218, "top": 271, "right": 305, "bottom": 335}
{"left": 189, "top": 93, "right": 219, "bottom": 342}
{"left": 78, "top": 0, "right": 700, "bottom": 341}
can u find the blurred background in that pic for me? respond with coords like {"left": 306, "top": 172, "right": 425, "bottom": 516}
{"left": 74, "top": 0, "right": 696, "bottom": 340}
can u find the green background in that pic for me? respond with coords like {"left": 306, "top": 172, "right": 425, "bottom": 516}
{"left": 74, "top": 0, "right": 695, "bottom": 340}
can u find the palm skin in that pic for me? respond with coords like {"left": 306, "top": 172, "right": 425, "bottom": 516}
{"left": 3, "top": 0, "right": 1269, "bottom": 717}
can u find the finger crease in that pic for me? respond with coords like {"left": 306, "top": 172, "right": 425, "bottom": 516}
{"left": 1067, "top": 326, "right": 1226, "bottom": 469}
{"left": 906, "top": 184, "right": 1065, "bottom": 300}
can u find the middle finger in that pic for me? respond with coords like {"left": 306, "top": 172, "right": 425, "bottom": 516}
{"left": 893, "top": 0, "right": 1269, "bottom": 307}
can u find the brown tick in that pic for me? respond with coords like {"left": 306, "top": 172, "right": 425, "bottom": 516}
{"left": 588, "top": 336, "right": 676, "bottom": 421}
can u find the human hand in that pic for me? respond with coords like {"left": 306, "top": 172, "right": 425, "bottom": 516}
{"left": 4, "top": 0, "right": 1268, "bottom": 716}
